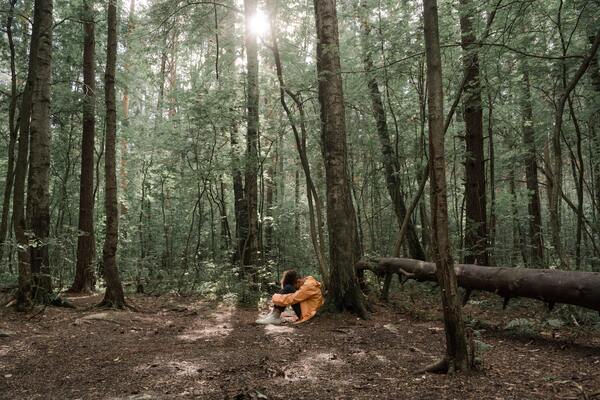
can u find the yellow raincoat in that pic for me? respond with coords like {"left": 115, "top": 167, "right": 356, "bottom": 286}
{"left": 272, "top": 276, "right": 324, "bottom": 323}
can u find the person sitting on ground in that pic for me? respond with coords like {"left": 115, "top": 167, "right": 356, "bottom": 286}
{"left": 255, "top": 270, "right": 324, "bottom": 325}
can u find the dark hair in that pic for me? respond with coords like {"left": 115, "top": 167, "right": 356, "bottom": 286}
{"left": 281, "top": 270, "right": 299, "bottom": 287}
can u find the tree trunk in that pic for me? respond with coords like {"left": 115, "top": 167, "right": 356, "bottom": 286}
{"left": 357, "top": 258, "right": 600, "bottom": 313}
{"left": 167, "top": 24, "right": 179, "bottom": 118}
{"left": 0, "top": 0, "right": 19, "bottom": 265}
{"left": 156, "top": 30, "right": 168, "bottom": 127}
{"left": 358, "top": 2, "right": 425, "bottom": 261}
{"left": 313, "top": 0, "right": 366, "bottom": 317}
{"left": 159, "top": 175, "right": 171, "bottom": 269}
{"left": 268, "top": 3, "right": 329, "bottom": 283}
{"left": 265, "top": 165, "right": 274, "bottom": 256}
{"left": 231, "top": 125, "right": 246, "bottom": 264}
{"left": 520, "top": 62, "right": 545, "bottom": 267}
{"left": 242, "top": 0, "right": 260, "bottom": 270}
{"left": 423, "top": 0, "right": 470, "bottom": 372}
{"left": 26, "top": 0, "right": 54, "bottom": 302}
{"left": 217, "top": 177, "right": 231, "bottom": 250}
{"left": 587, "top": 31, "right": 600, "bottom": 265}
{"left": 119, "top": 0, "right": 135, "bottom": 216}
{"left": 294, "top": 169, "right": 300, "bottom": 235}
{"left": 13, "top": 0, "right": 43, "bottom": 310}
{"left": 566, "top": 97, "right": 584, "bottom": 269}
{"left": 486, "top": 80, "right": 496, "bottom": 266}
{"left": 459, "top": 0, "right": 487, "bottom": 266}
{"left": 71, "top": 0, "right": 97, "bottom": 293}
{"left": 509, "top": 168, "right": 529, "bottom": 266}
{"left": 100, "top": 0, "right": 125, "bottom": 308}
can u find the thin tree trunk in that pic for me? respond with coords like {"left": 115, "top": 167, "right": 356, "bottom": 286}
{"left": 53, "top": 116, "right": 75, "bottom": 235}
{"left": 566, "top": 96, "right": 584, "bottom": 269}
{"left": 550, "top": 29, "right": 600, "bottom": 269}
{"left": 294, "top": 169, "right": 300, "bottom": 235}
{"left": 459, "top": 0, "right": 487, "bottom": 266}
{"left": 423, "top": 0, "right": 470, "bottom": 372}
{"left": 486, "top": 80, "right": 496, "bottom": 266}
{"left": 156, "top": 30, "right": 168, "bottom": 127}
{"left": 231, "top": 125, "right": 245, "bottom": 264}
{"left": 0, "top": 0, "right": 19, "bottom": 264}
{"left": 265, "top": 165, "right": 274, "bottom": 255}
{"left": 509, "top": 168, "right": 529, "bottom": 266}
{"left": 119, "top": 0, "right": 135, "bottom": 216}
{"left": 218, "top": 177, "right": 231, "bottom": 250}
{"left": 587, "top": 31, "right": 600, "bottom": 265}
{"left": 26, "top": 0, "right": 54, "bottom": 301}
{"left": 242, "top": 0, "right": 259, "bottom": 269}
{"left": 313, "top": 0, "right": 366, "bottom": 317}
{"left": 100, "top": 0, "right": 125, "bottom": 308}
{"left": 138, "top": 159, "right": 151, "bottom": 261}
{"left": 159, "top": 175, "right": 171, "bottom": 269}
{"left": 358, "top": 1, "right": 425, "bottom": 261}
{"left": 167, "top": 24, "right": 179, "bottom": 118}
{"left": 14, "top": 0, "right": 42, "bottom": 310}
{"left": 268, "top": 3, "right": 329, "bottom": 282}
{"left": 71, "top": 0, "right": 97, "bottom": 293}
{"left": 520, "top": 63, "right": 545, "bottom": 267}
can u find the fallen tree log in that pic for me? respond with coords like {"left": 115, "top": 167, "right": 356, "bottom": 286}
{"left": 356, "top": 258, "right": 600, "bottom": 312}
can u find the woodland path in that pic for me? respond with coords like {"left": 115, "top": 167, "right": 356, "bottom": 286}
{"left": 0, "top": 291, "right": 599, "bottom": 399}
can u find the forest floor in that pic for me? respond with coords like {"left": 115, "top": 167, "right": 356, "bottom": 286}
{"left": 0, "top": 285, "right": 599, "bottom": 400}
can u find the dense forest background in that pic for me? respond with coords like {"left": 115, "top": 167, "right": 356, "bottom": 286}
{"left": 0, "top": 0, "right": 599, "bottom": 302}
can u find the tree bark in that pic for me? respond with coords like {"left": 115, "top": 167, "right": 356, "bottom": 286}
{"left": 265, "top": 165, "right": 274, "bottom": 256}
{"left": 423, "top": 0, "right": 470, "bottom": 372}
{"left": 459, "top": 0, "right": 487, "bottom": 266}
{"left": 313, "top": 0, "right": 366, "bottom": 317}
{"left": 357, "top": 258, "right": 600, "bottom": 313}
{"left": 0, "top": 0, "right": 19, "bottom": 265}
{"left": 487, "top": 87, "right": 496, "bottom": 266}
{"left": 231, "top": 125, "right": 246, "bottom": 264}
{"left": 520, "top": 62, "right": 545, "bottom": 267}
{"left": 119, "top": 0, "right": 135, "bottom": 216}
{"left": 358, "top": 1, "right": 425, "bottom": 260}
{"left": 71, "top": 0, "right": 97, "bottom": 293}
{"left": 26, "top": 0, "right": 54, "bottom": 302}
{"left": 13, "top": 0, "right": 43, "bottom": 309}
{"left": 566, "top": 97, "right": 584, "bottom": 269}
{"left": 100, "top": 0, "right": 125, "bottom": 308}
{"left": 241, "top": 0, "right": 260, "bottom": 270}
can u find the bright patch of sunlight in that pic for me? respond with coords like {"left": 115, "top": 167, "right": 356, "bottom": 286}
{"left": 263, "top": 325, "right": 295, "bottom": 335}
{"left": 168, "top": 360, "right": 204, "bottom": 376}
{"left": 248, "top": 9, "right": 270, "bottom": 37}
{"left": 283, "top": 351, "right": 345, "bottom": 382}
{"left": 177, "top": 307, "right": 233, "bottom": 341}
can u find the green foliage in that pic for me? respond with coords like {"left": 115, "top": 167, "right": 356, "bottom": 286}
{"left": 0, "top": 0, "right": 598, "bottom": 306}
{"left": 504, "top": 318, "right": 537, "bottom": 335}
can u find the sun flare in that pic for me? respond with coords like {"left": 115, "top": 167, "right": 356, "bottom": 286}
{"left": 248, "top": 10, "right": 270, "bottom": 37}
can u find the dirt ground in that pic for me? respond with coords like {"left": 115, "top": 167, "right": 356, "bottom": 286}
{"left": 1, "top": 288, "right": 599, "bottom": 400}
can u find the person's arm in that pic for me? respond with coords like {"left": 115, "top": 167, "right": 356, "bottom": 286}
{"left": 272, "top": 282, "right": 318, "bottom": 306}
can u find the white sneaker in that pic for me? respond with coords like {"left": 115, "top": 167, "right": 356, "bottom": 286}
{"left": 255, "top": 312, "right": 282, "bottom": 325}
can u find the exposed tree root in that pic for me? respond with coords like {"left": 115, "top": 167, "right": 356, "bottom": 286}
{"left": 421, "top": 357, "right": 449, "bottom": 374}
{"left": 321, "top": 296, "right": 370, "bottom": 320}
{"left": 96, "top": 299, "right": 138, "bottom": 312}
{"left": 6, "top": 292, "right": 74, "bottom": 311}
